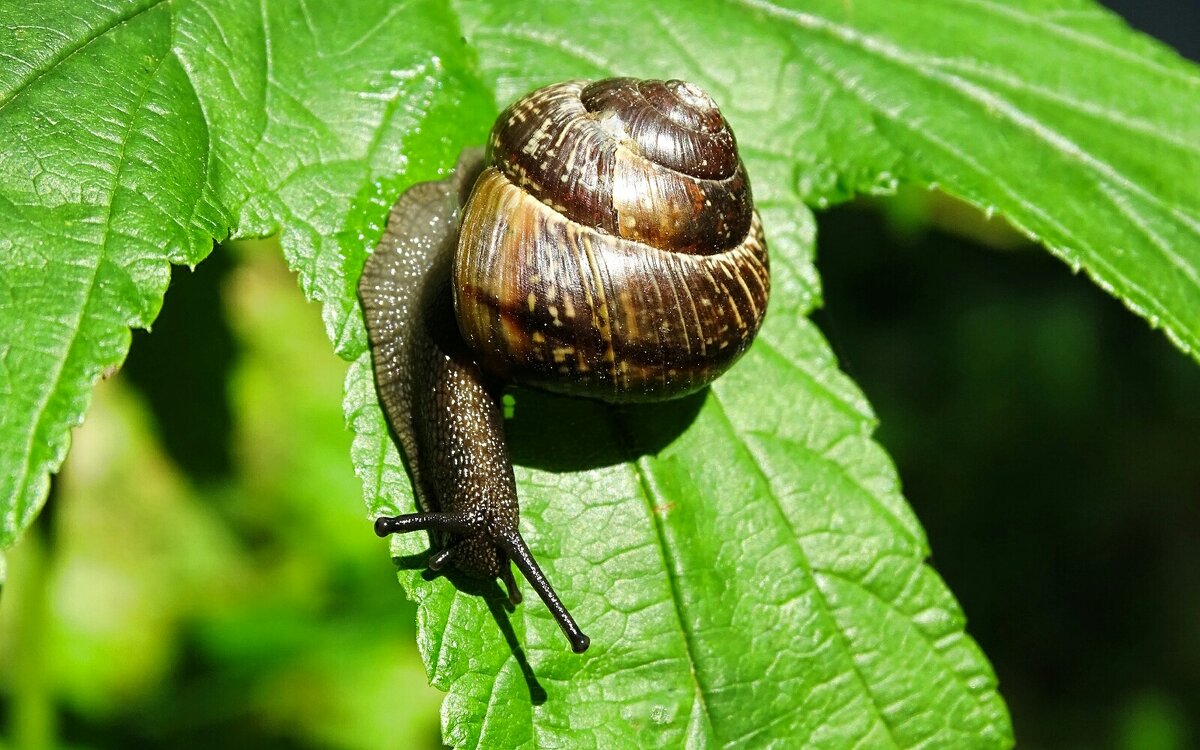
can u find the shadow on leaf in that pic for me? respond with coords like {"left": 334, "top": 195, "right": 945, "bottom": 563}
{"left": 506, "top": 386, "right": 707, "bottom": 471}
{"left": 392, "top": 551, "right": 547, "bottom": 705}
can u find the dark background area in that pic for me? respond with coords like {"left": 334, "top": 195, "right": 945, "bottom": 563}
{"left": 811, "top": 3, "right": 1200, "bottom": 747}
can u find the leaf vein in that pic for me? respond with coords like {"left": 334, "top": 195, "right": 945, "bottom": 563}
{"left": 624, "top": 454, "right": 718, "bottom": 744}
{"left": 0, "top": 0, "right": 169, "bottom": 113}
{"left": 9, "top": 19, "right": 173, "bottom": 534}
{"left": 704, "top": 390, "right": 903, "bottom": 749}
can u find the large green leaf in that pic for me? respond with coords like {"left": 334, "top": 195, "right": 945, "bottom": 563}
{"left": 0, "top": 0, "right": 493, "bottom": 546}
{"left": 0, "top": 0, "right": 227, "bottom": 542}
{"left": 3, "top": 0, "right": 1199, "bottom": 747}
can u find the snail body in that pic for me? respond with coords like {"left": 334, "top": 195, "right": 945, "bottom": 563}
{"left": 358, "top": 79, "right": 769, "bottom": 654}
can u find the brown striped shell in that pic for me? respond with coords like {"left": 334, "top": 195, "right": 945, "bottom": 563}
{"left": 453, "top": 79, "right": 770, "bottom": 402}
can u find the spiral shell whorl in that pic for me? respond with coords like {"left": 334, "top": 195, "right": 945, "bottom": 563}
{"left": 456, "top": 78, "right": 769, "bottom": 402}
{"left": 487, "top": 79, "right": 752, "bottom": 255}
{"left": 579, "top": 79, "right": 736, "bottom": 180}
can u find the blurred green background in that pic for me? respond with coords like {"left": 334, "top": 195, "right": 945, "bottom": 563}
{"left": 0, "top": 243, "right": 443, "bottom": 749}
{"left": 2, "top": 3, "right": 1198, "bottom": 749}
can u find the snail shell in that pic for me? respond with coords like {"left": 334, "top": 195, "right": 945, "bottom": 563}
{"left": 358, "top": 78, "right": 769, "bottom": 654}
{"left": 455, "top": 79, "right": 769, "bottom": 401}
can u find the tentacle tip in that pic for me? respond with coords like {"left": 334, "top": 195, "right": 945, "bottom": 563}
{"left": 373, "top": 516, "right": 394, "bottom": 537}
{"left": 570, "top": 633, "right": 591, "bottom": 654}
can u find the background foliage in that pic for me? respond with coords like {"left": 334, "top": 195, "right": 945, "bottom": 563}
{"left": 1, "top": 1, "right": 1198, "bottom": 749}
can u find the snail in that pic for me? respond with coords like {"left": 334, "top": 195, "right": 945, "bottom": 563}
{"left": 358, "top": 78, "right": 769, "bottom": 654}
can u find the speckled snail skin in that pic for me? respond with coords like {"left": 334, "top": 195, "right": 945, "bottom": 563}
{"left": 357, "top": 78, "right": 769, "bottom": 654}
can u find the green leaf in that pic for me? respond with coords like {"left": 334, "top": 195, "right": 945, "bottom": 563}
{"left": 0, "top": 0, "right": 493, "bottom": 546}
{"left": 0, "top": 0, "right": 227, "bottom": 545}
{"left": 3, "top": 0, "right": 1199, "bottom": 747}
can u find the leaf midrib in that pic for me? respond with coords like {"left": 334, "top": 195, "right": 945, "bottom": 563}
{"left": 627, "top": 453, "right": 718, "bottom": 745}
{"left": 702, "top": 390, "right": 904, "bottom": 750}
